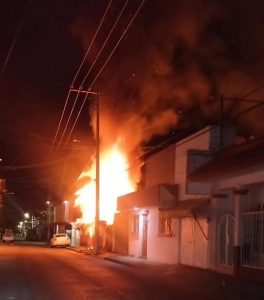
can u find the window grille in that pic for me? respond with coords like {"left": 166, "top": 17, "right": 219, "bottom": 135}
{"left": 241, "top": 211, "right": 264, "bottom": 269}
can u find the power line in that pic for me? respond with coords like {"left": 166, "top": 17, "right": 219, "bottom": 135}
{"left": 51, "top": 0, "right": 113, "bottom": 154}
{"left": 88, "top": 0, "right": 146, "bottom": 90}
{"left": 0, "top": 156, "right": 70, "bottom": 171}
{"left": 62, "top": 90, "right": 98, "bottom": 152}
{"left": 61, "top": 0, "right": 146, "bottom": 151}
{"left": 50, "top": 89, "right": 72, "bottom": 153}
{"left": 0, "top": 120, "right": 51, "bottom": 142}
{"left": 80, "top": 0, "right": 129, "bottom": 88}
{"left": 240, "top": 83, "right": 264, "bottom": 99}
{"left": 71, "top": 0, "right": 113, "bottom": 87}
{"left": 0, "top": 0, "right": 32, "bottom": 76}
{"left": 56, "top": 1, "right": 130, "bottom": 153}
{"left": 54, "top": 90, "right": 80, "bottom": 154}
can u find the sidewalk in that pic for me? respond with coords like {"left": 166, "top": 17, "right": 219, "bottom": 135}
{"left": 66, "top": 245, "right": 264, "bottom": 300}
{"left": 67, "top": 245, "right": 160, "bottom": 267}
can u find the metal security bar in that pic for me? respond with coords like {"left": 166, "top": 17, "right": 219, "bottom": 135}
{"left": 217, "top": 214, "right": 234, "bottom": 266}
{"left": 241, "top": 211, "right": 264, "bottom": 268}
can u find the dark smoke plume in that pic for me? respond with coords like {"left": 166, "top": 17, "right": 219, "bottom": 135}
{"left": 71, "top": 0, "right": 264, "bottom": 162}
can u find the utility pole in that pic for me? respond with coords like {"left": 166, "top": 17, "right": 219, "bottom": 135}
{"left": 69, "top": 88, "right": 100, "bottom": 255}
{"left": 219, "top": 94, "right": 224, "bottom": 150}
{"left": 94, "top": 92, "right": 100, "bottom": 255}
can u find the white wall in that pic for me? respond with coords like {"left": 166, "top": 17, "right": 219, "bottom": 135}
{"left": 180, "top": 217, "right": 208, "bottom": 268}
{"left": 174, "top": 129, "right": 211, "bottom": 199}
{"left": 128, "top": 207, "right": 180, "bottom": 263}
{"left": 147, "top": 208, "right": 180, "bottom": 263}
{"left": 145, "top": 145, "right": 175, "bottom": 187}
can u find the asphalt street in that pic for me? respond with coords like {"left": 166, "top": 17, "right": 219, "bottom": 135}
{"left": 0, "top": 242, "right": 263, "bottom": 300}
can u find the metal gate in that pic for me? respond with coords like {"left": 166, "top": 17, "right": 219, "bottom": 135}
{"left": 217, "top": 214, "right": 234, "bottom": 266}
{"left": 241, "top": 211, "right": 264, "bottom": 268}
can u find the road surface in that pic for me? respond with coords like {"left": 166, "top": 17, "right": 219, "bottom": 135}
{"left": 0, "top": 242, "right": 263, "bottom": 300}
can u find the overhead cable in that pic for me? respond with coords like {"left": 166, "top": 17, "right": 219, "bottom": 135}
{"left": 88, "top": 0, "right": 146, "bottom": 89}
{"left": 52, "top": 0, "right": 113, "bottom": 153}
{"left": 80, "top": 0, "right": 129, "bottom": 88}
{"left": 240, "top": 83, "right": 264, "bottom": 99}
{"left": 62, "top": 0, "right": 146, "bottom": 150}
{"left": 0, "top": 0, "right": 32, "bottom": 76}
{"left": 54, "top": 90, "right": 80, "bottom": 154}
{"left": 55, "top": 0, "right": 129, "bottom": 154}
{"left": 71, "top": 0, "right": 113, "bottom": 87}
{"left": 50, "top": 90, "right": 72, "bottom": 153}
{"left": 57, "top": 0, "right": 129, "bottom": 149}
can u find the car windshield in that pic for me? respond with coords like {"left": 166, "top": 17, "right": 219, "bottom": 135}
{"left": 55, "top": 234, "right": 67, "bottom": 237}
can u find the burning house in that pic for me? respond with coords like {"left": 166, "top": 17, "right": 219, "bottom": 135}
{"left": 70, "top": 142, "right": 137, "bottom": 250}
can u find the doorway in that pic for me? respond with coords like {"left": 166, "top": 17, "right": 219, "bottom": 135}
{"left": 141, "top": 214, "right": 148, "bottom": 258}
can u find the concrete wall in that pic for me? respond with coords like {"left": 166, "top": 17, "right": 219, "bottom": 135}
{"left": 180, "top": 217, "right": 208, "bottom": 268}
{"left": 128, "top": 207, "right": 180, "bottom": 263}
{"left": 174, "top": 129, "right": 211, "bottom": 200}
{"left": 147, "top": 208, "right": 180, "bottom": 263}
{"left": 145, "top": 145, "right": 175, "bottom": 187}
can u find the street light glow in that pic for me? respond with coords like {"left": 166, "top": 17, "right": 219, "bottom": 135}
{"left": 24, "top": 212, "right": 30, "bottom": 219}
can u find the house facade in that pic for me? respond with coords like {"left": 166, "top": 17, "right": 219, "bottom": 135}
{"left": 190, "top": 135, "right": 264, "bottom": 274}
{"left": 115, "top": 126, "right": 264, "bottom": 275}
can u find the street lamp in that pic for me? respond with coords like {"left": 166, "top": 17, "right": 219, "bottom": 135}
{"left": 24, "top": 212, "right": 36, "bottom": 229}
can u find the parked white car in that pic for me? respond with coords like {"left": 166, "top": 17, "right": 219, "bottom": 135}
{"left": 2, "top": 229, "right": 14, "bottom": 243}
{"left": 50, "top": 233, "right": 70, "bottom": 247}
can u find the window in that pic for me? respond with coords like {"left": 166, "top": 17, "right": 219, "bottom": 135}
{"left": 130, "top": 214, "right": 139, "bottom": 237}
{"left": 159, "top": 216, "right": 173, "bottom": 237}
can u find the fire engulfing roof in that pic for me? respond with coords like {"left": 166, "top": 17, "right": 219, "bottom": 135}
{"left": 189, "top": 136, "right": 264, "bottom": 182}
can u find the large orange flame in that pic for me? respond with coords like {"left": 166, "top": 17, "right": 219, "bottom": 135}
{"left": 75, "top": 142, "right": 135, "bottom": 225}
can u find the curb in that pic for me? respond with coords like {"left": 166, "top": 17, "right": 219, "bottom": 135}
{"left": 102, "top": 256, "right": 137, "bottom": 267}
{"left": 66, "top": 247, "right": 148, "bottom": 267}
{"left": 66, "top": 246, "right": 88, "bottom": 254}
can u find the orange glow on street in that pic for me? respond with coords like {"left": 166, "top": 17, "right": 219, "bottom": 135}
{"left": 75, "top": 142, "right": 135, "bottom": 225}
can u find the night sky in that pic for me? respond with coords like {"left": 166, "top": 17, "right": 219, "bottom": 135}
{"left": 0, "top": 0, "right": 264, "bottom": 219}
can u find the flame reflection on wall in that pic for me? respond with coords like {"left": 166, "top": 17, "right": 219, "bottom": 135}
{"left": 75, "top": 143, "right": 135, "bottom": 225}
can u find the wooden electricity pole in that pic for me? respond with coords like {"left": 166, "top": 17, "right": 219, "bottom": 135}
{"left": 94, "top": 92, "right": 100, "bottom": 255}
{"left": 69, "top": 88, "right": 100, "bottom": 255}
